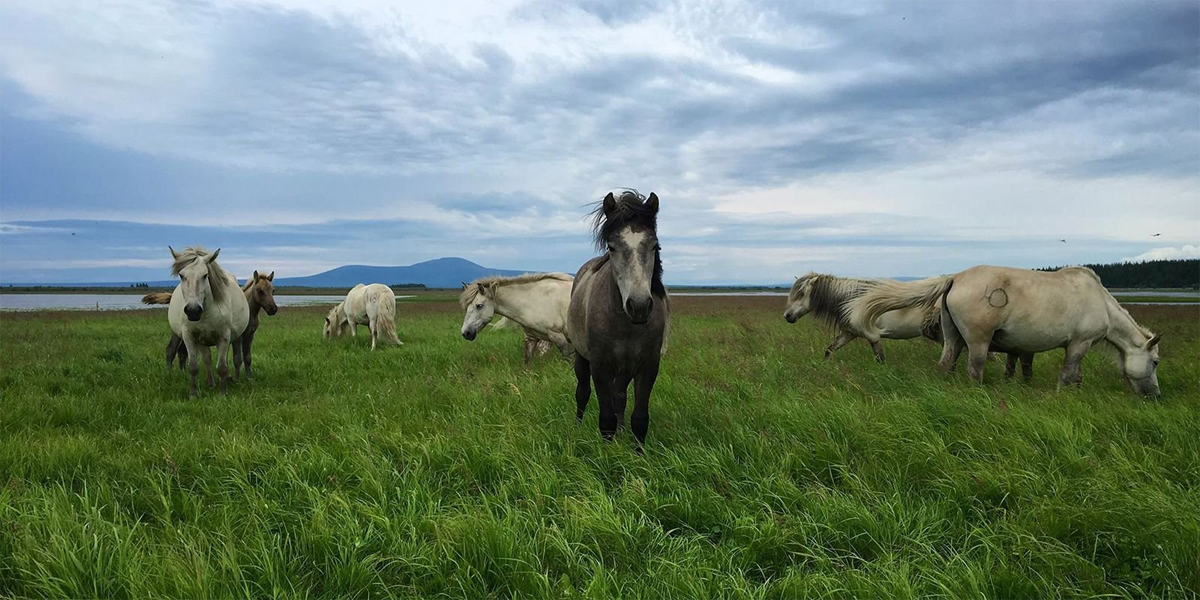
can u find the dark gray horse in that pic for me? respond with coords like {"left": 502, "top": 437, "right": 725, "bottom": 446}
{"left": 567, "top": 190, "right": 670, "bottom": 450}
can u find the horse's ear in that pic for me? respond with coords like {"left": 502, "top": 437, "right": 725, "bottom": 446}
{"left": 602, "top": 192, "right": 617, "bottom": 216}
{"left": 267, "top": 271, "right": 274, "bottom": 281}
{"left": 462, "top": 281, "right": 469, "bottom": 290}
{"left": 252, "top": 270, "right": 260, "bottom": 281}
{"left": 205, "top": 248, "right": 220, "bottom": 263}
{"left": 1146, "top": 334, "right": 1162, "bottom": 349}
{"left": 169, "top": 246, "right": 179, "bottom": 259}
{"left": 646, "top": 192, "right": 659, "bottom": 213}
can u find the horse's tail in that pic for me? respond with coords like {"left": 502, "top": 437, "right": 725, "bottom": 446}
{"left": 376, "top": 293, "right": 401, "bottom": 345}
{"left": 846, "top": 275, "right": 954, "bottom": 339}
{"left": 142, "top": 292, "right": 173, "bottom": 305}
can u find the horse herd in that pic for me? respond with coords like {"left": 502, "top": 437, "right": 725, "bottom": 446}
{"left": 143, "top": 190, "right": 1163, "bottom": 451}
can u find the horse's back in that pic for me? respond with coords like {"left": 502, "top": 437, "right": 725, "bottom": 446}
{"left": 947, "top": 265, "right": 1109, "bottom": 350}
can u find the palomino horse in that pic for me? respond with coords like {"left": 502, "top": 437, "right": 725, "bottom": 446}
{"left": 459, "top": 273, "right": 573, "bottom": 362}
{"left": 784, "top": 272, "right": 1034, "bottom": 378}
{"left": 784, "top": 273, "right": 941, "bottom": 363}
{"left": 849, "top": 266, "right": 1161, "bottom": 397}
{"left": 568, "top": 191, "right": 669, "bottom": 449}
{"left": 164, "top": 247, "right": 249, "bottom": 396}
{"left": 146, "top": 270, "right": 278, "bottom": 379}
{"left": 324, "top": 283, "right": 401, "bottom": 350}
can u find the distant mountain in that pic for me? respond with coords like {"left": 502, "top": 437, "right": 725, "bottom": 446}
{"left": 273, "top": 257, "right": 530, "bottom": 289}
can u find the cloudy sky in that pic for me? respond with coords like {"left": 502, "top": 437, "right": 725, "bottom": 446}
{"left": 1, "top": 0, "right": 1197, "bottom": 284}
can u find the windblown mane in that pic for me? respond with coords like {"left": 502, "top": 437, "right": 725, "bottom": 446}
{"left": 169, "top": 246, "right": 229, "bottom": 303}
{"left": 588, "top": 189, "right": 666, "bottom": 300}
{"left": 791, "top": 273, "right": 879, "bottom": 329}
{"left": 459, "top": 272, "right": 574, "bottom": 309}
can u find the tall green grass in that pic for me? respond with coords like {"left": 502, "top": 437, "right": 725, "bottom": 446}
{"left": 1, "top": 299, "right": 1197, "bottom": 598}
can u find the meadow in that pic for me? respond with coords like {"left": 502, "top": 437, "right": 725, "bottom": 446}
{"left": 1, "top": 297, "right": 1197, "bottom": 599}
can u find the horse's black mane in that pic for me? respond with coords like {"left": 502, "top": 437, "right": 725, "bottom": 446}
{"left": 588, "top": 189, "right": 666, "bottom": 300}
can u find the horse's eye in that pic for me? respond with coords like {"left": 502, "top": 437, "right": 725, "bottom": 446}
{"left": 607, "top": 245, "right": 616, "bottom": 253}
{"left": 476, "top": 303, "right": 484, "bottom": 309}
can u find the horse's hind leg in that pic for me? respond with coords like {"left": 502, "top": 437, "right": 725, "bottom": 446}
{"left": 1020, "top": 353, "right": 1034, "bottom": 383}
{"left": 1058, "top": 341, "right": 1091, "bottom": 389}
{"left": 966, "top": 340, "right": 991, "bottom": 383}
{"left": 574, "top": 354, "right": 591, "bottom": 422}
{"left": 937, "top": 304, "right": 965, "bottom": 374}
{"left": 523, "top": 334, "right": 535, "bottom": 365}
{"left": 369, "top": 317, "right": 378, "bottom": 350}
{"left": 631, "top": 360, "right": 661, "bottom": 452}
{"left": 165, "top": 334, "right": 182, "bottom": 374}
{"left": 230, "top": 335, "right": 242, "bottom": 381}
{"left": 1004, "top": 354, "right": 1019, "bottom": 380}
{"left": 824, "top": 330, "right": 855, "bottom": 359}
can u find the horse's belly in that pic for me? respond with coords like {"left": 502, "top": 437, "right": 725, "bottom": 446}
{"left": 991, "top": 328, "right": 1066, "bottom": 353}
{"left": 877, "top": 311, "right": 922, "bottom": 339}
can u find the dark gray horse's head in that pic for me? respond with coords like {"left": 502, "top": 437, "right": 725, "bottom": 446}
{"left": 592, "top": 190, "right": 663, "bottom": 324}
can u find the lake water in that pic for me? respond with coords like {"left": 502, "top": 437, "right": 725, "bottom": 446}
{"left": 0, "top": 294, "right": 404, "bottom": 311}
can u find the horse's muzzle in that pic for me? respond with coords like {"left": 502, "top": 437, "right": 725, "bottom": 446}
{"left": 462, "top": 330, "right": 477, "bottom": 341}
{"left": 266, "top": 305, "right": 278, "bottom": 316}
{"left": 184, "top": 303, "right": 203, "bottom": 321}
{"left": 625, "top": 297, "right": 652, "bottom": 324}
{"left": 784, "top": 312, "right": 798, "bottom": 324}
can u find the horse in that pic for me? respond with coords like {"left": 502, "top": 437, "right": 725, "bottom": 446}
{"left": 163, "top": 247, "right": 249, "bottom": 396}
{"left": 567, "top": 190, "right": 669, "bottom": 449}
{"left": 848, "top": 265, "right": 1161, "bottom": 397}
{"left": 783, "top": 273, "right": 942, "bottom": 363}
{"left": 145, "top": 270, "right": 278, "bottom": 378}
{"left": 459, "top": 273, "right": 574, "bottom": 362}
{"left": 324, "top": 283, "right": 401, "bottom": 350}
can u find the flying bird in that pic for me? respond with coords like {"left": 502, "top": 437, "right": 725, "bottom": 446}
{"left": 1058, "top": 239, "right": 1067, "bottom": 243}
{"left": 1152, "top": 233, "right": 1161, "bottom": 237}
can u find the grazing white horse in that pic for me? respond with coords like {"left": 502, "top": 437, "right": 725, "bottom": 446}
{"left": 849, "top": 265, "right": 1161, "bottom": 397}
{"left": 459, "top": 273, "right": 574, "bottom": 361}
{"left": 166, "top": 246, "right": 249, "bottom": 396}
{"left": 324, "top": 283, "right": 401, "bottom": 350}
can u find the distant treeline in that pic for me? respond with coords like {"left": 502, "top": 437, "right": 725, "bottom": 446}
{"left": 1040, "top": 259, "right": 1199, "bottom": 289}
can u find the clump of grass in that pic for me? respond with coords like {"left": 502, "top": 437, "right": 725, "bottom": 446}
{"left": 0, "top": 300, "right": 1197, "bottom": 598}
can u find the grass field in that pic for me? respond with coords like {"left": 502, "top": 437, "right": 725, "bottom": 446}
{"left": 1, "top": 297, "right": 1198, "bottom": 599}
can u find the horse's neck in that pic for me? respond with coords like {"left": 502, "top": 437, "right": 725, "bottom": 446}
{"left": 243, "top": 288, "right": 261, "bottom": 319}
{"left": 1103, "top": 298, "right": 1147, "bottom": 351}
{"left": 493, "top": 281, "right": 542, "bottom": 322}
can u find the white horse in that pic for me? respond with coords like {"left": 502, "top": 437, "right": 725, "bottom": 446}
{"left": 849, "top": 265, "right": 1161, "bottom": 397}
{"left": 459, "top": 273, "right": 574, "bottom": 361}
{"left": 783, "top": 273, "right": 941, "bottom": 363}
{"left": 324, "top": 283, "right": 401, "bottom": 350}
{"left": 166, "top": 246, "right": 249, "bottom": 396}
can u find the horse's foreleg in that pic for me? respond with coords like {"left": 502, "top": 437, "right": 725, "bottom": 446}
{"left": 574, "top": 354, "right": 591, "bottom": 422}
{"left": 612, "top": 372, "right": 633, "bottom": 432}
{"left": 200, "top": 346, "right": 214, "bottom": 388}
{"left": 231, "top": 335, "right": 242, "bottom": 381}
{"left": 1020, "top": 353, "right": 1034, "bottom": 383}
{"left": 591, "top": 363, "right": 617, "bottom": 441}
{"left": 631, "top": 360, "right": 661, "bottom": 452}
{"left": 216, "top": 339, "right": 230, "bottom": 395}
{"left": 242, "top": 331, "right": 255, "bottom": 380}
{"left": 1058, "top": 342, "right": 1091, "bottom": 389}
{"left": 183, "top": 336, "right": 200, "bottom": 397}
{"left": 868, "top": 340, "right": 886, "bottom": 364}
{"left": 824, "top": 330, "right": 856, "bottom": 359}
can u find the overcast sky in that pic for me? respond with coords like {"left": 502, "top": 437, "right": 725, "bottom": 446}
{"left": 1, "top": 0, "right": 1197, "bottom": 284}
